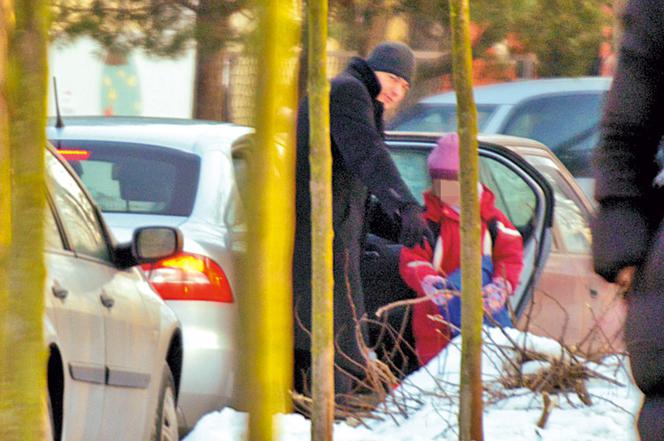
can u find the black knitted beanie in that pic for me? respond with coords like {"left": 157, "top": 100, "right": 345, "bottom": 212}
{"left": 366, "top": 41, "right": 415, "bottom": 83}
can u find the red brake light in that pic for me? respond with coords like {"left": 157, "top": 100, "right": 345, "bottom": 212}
{"left": 58, "top": 149, "right": 91, "bottom": 161}
{"left": 141, "top": 252, "right": 234, "bottom": 303}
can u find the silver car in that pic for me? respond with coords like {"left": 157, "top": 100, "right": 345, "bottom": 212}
{"left": 389, "top": 77, "right": 611, "bottom": 195}
{"left": 47, "top": 117, "right": 252, "bottom": 433}
{"left": 44, "top": 144, "right": 183, "bottom": 440}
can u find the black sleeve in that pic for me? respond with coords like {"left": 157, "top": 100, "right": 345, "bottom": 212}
{"left": 366, "top": 196, "right": 401, "bottom": 242}
{"left": 593, "top": 0, "right": 664, "bottom": 202}
{"left": 329, "top": 79, "right": 420, "bottom": 217}
{"left": 591, "top": 0, "right": 664, "bottom": 281}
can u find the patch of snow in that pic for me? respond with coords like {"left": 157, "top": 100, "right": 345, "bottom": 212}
{"left": 521, "top": 360, "right": 551, "bottom": 376}
{"left": 183, "top": 327, "right": 643, "bottom": 441}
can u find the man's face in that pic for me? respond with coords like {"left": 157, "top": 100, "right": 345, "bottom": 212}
{"left": 375, "top": 71, "right": 410, "bottom": 110}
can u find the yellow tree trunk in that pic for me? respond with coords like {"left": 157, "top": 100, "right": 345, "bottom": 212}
{"left": 449, "top": 0, "right": 483, "bottom": 440}
{"left": 0, "top": 0, "right": 12, "bottom": 423}
{"left": 240, "top": 1, "right": 300, "bottom": 440}
{"left": 306, "top": 0, "right": 334, "bottom": 440}
{"left": 0, "top": 0, "right": 49, "bottom": 440}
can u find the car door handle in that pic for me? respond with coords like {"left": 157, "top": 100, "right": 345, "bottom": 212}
{"left": 99, "top": 291, "right": 115, "bottom": 308}
{"left": 51, "top": 283, "right": 69, "bottom": 299}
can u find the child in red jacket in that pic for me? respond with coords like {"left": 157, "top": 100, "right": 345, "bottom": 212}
{"left": 399, "top": 133, "right": 524, "bottom": 366}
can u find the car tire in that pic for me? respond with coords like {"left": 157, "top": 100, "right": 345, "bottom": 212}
{"left": 152, "top": 363, "right": 178, "bottom": 441}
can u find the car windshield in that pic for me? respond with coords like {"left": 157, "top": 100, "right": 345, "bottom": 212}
{"left": 54, "top": 140, "right": 200, "bottom": 216}
{"left": 389, "top": 103, "right": 498, "bottom": 133}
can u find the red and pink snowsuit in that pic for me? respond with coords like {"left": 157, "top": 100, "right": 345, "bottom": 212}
{"left": 399, "top": 187, "right": 524, "bottom": 365}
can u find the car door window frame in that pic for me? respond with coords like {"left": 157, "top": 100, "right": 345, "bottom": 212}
{"left": 46, "top": 148, "right": 117, "bottom": 266}
{"left": 385, "top": 141, "right": 550, "bottom": 241}
{"left": 478, "top": 155, "right": 539, "bottom": 239}
{"left": 469, "top": 145, "right": 554, "bottom": 317}
{"left": 45, "top": 193, "right": 71, "bottom": 253}
{"left": 385, "top": 137, "right": 554, "bottom": 318}
{"left": 522, "top": 153, "right": 593, "bottom": 255}
{"left": 479, "top": 148, "right": 549, "bottom": 239}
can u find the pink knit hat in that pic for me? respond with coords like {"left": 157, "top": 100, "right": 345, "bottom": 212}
{"left": 427, "top": 133, "right": 460, "bottom": 179}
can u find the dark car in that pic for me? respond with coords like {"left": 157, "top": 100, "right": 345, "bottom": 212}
{"left": 389, "top": 78, "right": 611, "bottom": 197}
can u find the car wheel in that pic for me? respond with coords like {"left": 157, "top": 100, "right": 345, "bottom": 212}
{"left": 152, "top": 363, "right": 178, "bottom": 441}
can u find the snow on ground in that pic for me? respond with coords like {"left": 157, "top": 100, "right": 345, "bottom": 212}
{"left": 184, "top": 327, "right": 643, "bottom": 441}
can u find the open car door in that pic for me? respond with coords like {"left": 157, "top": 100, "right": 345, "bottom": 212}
{"left": 361, "top": 133, "right": 554, "bottom": 373}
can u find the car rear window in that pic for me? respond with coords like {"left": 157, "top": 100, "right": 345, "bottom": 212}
{"left": 53, "top": 140, "right": 200, "bottom": 216}
{"left": 389, "top": 103, "right": 497, "bottom": 133}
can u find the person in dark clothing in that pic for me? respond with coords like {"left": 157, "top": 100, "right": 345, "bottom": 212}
{"left": 591, "top": 1, "right": 664, "bottom": 439}
{"left": 293, "top": 42, "right": 434, "bottom": 396}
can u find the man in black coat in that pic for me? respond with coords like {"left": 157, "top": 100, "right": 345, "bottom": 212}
{"left": 592, "top": 0, "right": 664, "bottom": 439}
{"left": 293, "top": 42, "right": 433, "bottom": 395}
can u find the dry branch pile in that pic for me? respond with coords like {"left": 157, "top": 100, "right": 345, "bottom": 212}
{"left": 293, "top": 285, "right": 629, "bottom": 432}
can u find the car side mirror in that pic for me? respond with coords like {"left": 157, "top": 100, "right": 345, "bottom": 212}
{"left": 132, "top": 227, "right": 183, "bottom": 263}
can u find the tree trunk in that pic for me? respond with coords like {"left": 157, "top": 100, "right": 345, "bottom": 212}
{"left": 192, "top": 0, "right": 228, "bottom": 121}
{"left": 307, "top": 0, "right": 334, "bottom": 440}
{"left": 1, "top": 0, "right": 49, "bottom": 439}
{"left": 449, "top": 0, "right": 483, "bottom": 440}
{"left": 0, "top": 0, "right": 12, "bottom": 423}
{"left": 362, "top": 11, "right": 389, "bottom": 55}
{"left": 239, "top": 0, "right": 300, "bottom": 440}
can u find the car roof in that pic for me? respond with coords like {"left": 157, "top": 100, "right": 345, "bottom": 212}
{"left": 46, "top": 116, "right": 253, "bottom": 154}
{"left": 419, "top": 77, "right": 612, "bottom": 106}
{"left": 387, "top": 130, "right": 564, "bottom": 170}
{"left": 387, "top": 131, "right": 550, "bottom": 151}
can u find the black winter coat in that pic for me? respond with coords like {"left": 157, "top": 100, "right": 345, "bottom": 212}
{"left": 592, "top": 0, "right": 664, "bottom": 438}
{"left": 292, "top": 57, "right": 419, "bottom": 374}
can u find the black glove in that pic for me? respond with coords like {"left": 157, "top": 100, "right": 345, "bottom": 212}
{"left": 591, "top": 198, "right": 651, "bottom": 282}
{"left": 398, "top": 204, "right": 435, "bottom": 248}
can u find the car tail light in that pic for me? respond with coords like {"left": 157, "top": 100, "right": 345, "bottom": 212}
{"left": 141, "top": 252, "right": 234, "bottom": 303}
{"left": 58, "top": 149, "right": 91, "bottom": 161}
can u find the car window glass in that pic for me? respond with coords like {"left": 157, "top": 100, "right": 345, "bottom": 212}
{"left": 55, "top": 141, "right": 200, "bottom": 216}
{"left": 523, "top": 155, "right": 591, "bottom": 253}
{"left": 390, "top": 104, "right": 497, "bottom": 133}
{"left": 479, "top": 156, "right": 537, "bottom": 236}
{"left": 45, "top": 203, "right": 64, "bottom": 250}
{"left": 501, "top": 93, "right": 605, "bottom": 175}
{"left": 389, "top": 149, "right": 431, "bottom": 205}
{"left": 389, "top": 146, "right": 536, "bottom": 238}
{"left": 46, "top": 151, "right": 111, "bottom": 261}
